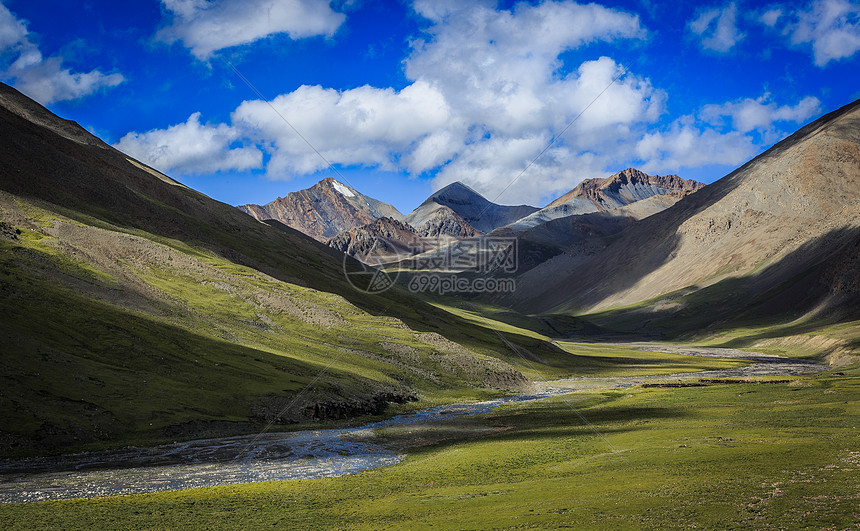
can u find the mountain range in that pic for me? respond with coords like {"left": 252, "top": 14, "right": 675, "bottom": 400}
{"left": 243, "top": 168, "right": 705, "bottom": 269}
{"left": 509, "top": 168, "right": 703, "bottom": 230}
{"left": 362, "top": 170, "right": 703, "bottom": 274}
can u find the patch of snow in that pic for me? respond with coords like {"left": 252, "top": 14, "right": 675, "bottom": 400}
{"left": 331, "top": 180, "right": 355, "bottom": 198}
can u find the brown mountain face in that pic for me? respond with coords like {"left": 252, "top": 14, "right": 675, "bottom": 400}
{"left": 510, "top": 98, "right": 860, "bottom": 332}
{"left": 327, "top": 217, "right": 428, "bottom": 263}
{"left": 238, "top": 177, "right": 403, "bottom": 241}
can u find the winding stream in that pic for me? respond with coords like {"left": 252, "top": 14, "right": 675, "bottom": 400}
{"left": 0, "top": 345, "right": 823, "bottom": 504}
{"left": 0, "top": 392, "right": 562, "bottom": 503}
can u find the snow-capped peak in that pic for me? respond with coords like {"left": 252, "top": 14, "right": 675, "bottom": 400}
{"left": 331, "top": 180, "right": 355, "bottom": 198}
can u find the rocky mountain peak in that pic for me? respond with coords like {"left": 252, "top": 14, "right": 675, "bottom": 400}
{"left": 423, "top": 181, "right": 486, "bottom": 207}
{"left": 237, "top": 178, "right": 403, "bottom": 242}
{"left": 413, "top": 181, "right": 538, "bottom": 234}
{"left": 317, "top": 177, "right": 357, "bottom": 198}
{"left": 547, "top": 169, "right": 704, "bottom": 210}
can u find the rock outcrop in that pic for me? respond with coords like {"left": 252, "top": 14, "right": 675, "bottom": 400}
{"left": 409, "top": 204, "right": 480, "bottom": 241}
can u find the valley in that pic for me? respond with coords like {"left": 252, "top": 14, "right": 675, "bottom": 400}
{"left": 1, "top": 358, "right": 856, "bottom": 529}
{"left": 0, "top": 80, "right": 858, "bottom": 529}
{"left": 0, "top": 340, "right": 824, "bottom": 504}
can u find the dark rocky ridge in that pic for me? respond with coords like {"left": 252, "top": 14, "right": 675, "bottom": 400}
{"left": 327, "top": 216, "right": 427, "bottom": 263}
{"left": 406, "top": 181, "right": 538, "bottom": 234}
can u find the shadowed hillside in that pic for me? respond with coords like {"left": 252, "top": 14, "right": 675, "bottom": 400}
{"left": 508, "top": 98, "right": 860, "bottom": 339}
{"left": 0, "top": 83, "right": 569, "bottom": 456}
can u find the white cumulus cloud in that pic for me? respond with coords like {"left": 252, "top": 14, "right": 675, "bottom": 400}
{"left": 635, "top": 93, "right": 821, "bottom": 175}
{"left": 688, "top": 3, "right": 745, "bottom": 52}
{"left": 406, "top": 1, "right": 653, "bottom": 203}
{"left": 139, "top": 1, "right": 653, "bottom": 205}
{"left": 700, "top": 94, "right": 822, "bottom": 133}
{"left": 406, "top": 0, "right": 646, "bottom": 136}
{"left": 425, "top": 55, "right": 667, "bottom": 204}
{"left": 0, "top": 3, "right": 27, "bottom": 50}
{"left": 231, "top": 80, "right": 451, "bottom": 176}
{"left": 157, "top": 0, "right": 346, "bottom": 59}
{"left": 788, "top": 0, "right": 860, "bottom": 66}
{"left": 0, "top": 2, "right": 124, "bottom": 104}
{"left": 114, "top": 112, "right": 263, "bottom": 175}
{"left": 759, "top": 8, "right": 783, "bottom": 27}
{"left": 635, "top": 120, "right": 758, "bottom": 171}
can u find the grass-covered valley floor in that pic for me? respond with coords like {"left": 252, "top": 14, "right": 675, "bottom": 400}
{"left": 1, "top": 363, "right": 856, "bottom": 530}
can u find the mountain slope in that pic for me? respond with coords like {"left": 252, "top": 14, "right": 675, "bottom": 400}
{"left": 406, "top": 182, "right": 538, "bottom": 234}
{"left": 511, "top": 98, "right": 860, "bottom": 335}
{"left": 509, "top": 169, "right": 703, "bottom": 230}
{"left": 0, "top": 83, "right": 569, "bottom": 456}
{"left": 408, "top": 203, "right": 480, "bottom": 240}
{"left": 327, "top": 217, "right": 428, "bottom": 263}
{"left": 238, "top": 177, "right": 404, "bottom": 241}
{"left": 404, "top": 185, "right": 687, "bottom": 277}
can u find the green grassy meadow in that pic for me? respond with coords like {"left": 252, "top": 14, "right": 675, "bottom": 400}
{"left": 1, "top": 193, "right": 580, "bottom": 455}
{"left": 2, "top": 366, "right": 856, "bottom": 529}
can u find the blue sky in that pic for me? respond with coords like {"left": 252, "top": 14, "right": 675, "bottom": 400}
{"left": 1, "top": 0, "right": 859, "bottom": 212}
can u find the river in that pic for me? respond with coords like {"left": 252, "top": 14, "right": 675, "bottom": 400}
{"left": 0, "top": 392, "right": 562, "bottom": 503}
{"left": 0, "top": 345, "right": 822, "bottom": 504}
